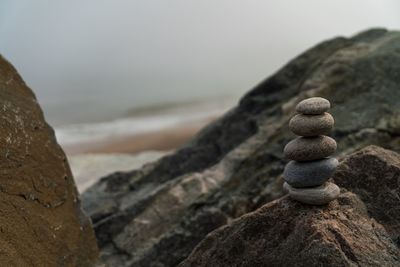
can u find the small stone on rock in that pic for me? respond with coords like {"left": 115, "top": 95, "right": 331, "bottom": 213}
{"left": 296, "top": 97, "right": 330, "bottom": 115}
{"left": 283, "top": 158, "right": 339, "bottom": 187}
{"left": 289, "top": 113, "right": 334, "bottom": 136}
{"left": 283, "top": 182, "right": 340, "bottom": 205}
{"left": 284, "top": 136, "right": 337, "bottom": 161}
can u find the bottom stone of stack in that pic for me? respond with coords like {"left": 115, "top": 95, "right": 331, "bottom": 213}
{"left": 283, "top": 182, "right": 340, "bottom": 205}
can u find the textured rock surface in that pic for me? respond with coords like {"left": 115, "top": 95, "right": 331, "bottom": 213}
{"left": 334, "top": 146, "right": 400, "bottom": 240}
{"left": 0, "top": 55, "right": 99, "bottom": 266}
{"left": 283, "top": 158, "right": 339, "bottom": 187}
{"left": 284, "top": 182, "right": 340, "bottom": 205}
{"left": 82, "top": 28, "right": 400, "bottom": 266}
{"left": 289, "top": 113, "right": 334, "bottom": 136}
{"left": 296, "top": 97, "right": 331, "bottom": 114}
{"left": 284, "top": 136, "right": 337, "bottom": 161}
{"left": 181, "top": 146, "right": 400, "bottom": 267}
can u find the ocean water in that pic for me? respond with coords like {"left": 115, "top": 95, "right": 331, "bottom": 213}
{"left": 53, "top": 95, "right": 239, "bottom": 148}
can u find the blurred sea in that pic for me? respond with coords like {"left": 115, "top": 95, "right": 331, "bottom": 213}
{"left": 54, "top": 95, "right": 238, "bottom": 149}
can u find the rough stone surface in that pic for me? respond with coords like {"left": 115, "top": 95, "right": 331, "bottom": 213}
{"left": 289, "top": 113, "right": 334, "bottom": 136}
{"left": 180, "top": 146, "right": 400, "bottom": 267}
{"left": 334, "top": 146, "right": 400, "bottom": 240}
{"left": 296, "top": 97, "right": 331, "bottom": 115}
{"left": 0, "top": 55, "right": 99, "bottom": 265}
{"left": 82, "top": 29, "right": 400, "bottom": 266}
{"left": 283, "top": 158, "right": 338, "bottom": 187}
{"left": 284, "top": 182, "right": 340, "bottom": 205}
{"left": 284, "top": 136, "right": 337, "bottom": 161}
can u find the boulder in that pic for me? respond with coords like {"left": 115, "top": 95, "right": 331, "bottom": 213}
{"left": 0, "top": 55, "right": 99, "bottom": 266}
{"left": 180, "top": 146, "right": 400, "bottom": 266}
{"left": 82, "top": 28, "right": 400, "bottom": 266}
{"left": 334, "top": 146, "right": 400, "bottom": 239}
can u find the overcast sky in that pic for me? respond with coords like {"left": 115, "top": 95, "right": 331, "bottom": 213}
{"left": 1, "top": 0, "right": 400, "bottom": 125}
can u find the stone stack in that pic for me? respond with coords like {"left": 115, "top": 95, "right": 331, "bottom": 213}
{"left": 283, "top": 97, "right": 340, "bottom": 205}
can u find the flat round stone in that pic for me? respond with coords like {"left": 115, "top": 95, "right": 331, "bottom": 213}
{"left": 283, "top": 158, "right": 339, "bottom": 187}
{"left": 283, "top": 182, "right": 340, "bottom": 205}
{"left": 284, "top": 136, "right": 337, "bottom": 161}
{"left": 296, "top": 97, "right": 330, "bottom": 115}
{"left": 289, "top": 113, "right": 334, "bottom": 136}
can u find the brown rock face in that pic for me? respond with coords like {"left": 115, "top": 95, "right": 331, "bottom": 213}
{"left": 180, "top": 146, "right": 400, "bottom": 267}
{"left": 334, "top": 145, "right": 400, "bottom": 240}
{"left": 0, "top": 55, "right": 99, "bottom": 266}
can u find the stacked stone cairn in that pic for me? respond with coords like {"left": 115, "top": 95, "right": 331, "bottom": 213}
{"left": 283, "top": 97, "right": 340, "bottom": 205}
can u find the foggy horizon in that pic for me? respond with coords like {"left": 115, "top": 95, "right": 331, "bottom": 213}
{"left": 1, "top": 0, "right": 400, "bottom": 125}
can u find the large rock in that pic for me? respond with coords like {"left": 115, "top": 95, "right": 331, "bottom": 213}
{"left": 0, "top": 55, "right": 99, "bottom": 265}
{"left": 181, "top": 146, "right": 400, "bottom": 266}
{"left": 82, "top": 28, "right": 400, "bottom": 266}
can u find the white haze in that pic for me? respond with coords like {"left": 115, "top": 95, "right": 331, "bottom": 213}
{"left": 0, "top": 0, "right": 400, "bottom": 125}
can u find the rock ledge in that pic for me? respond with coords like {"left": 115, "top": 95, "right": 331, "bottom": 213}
{"left": 181, "top": 146, "right": 400, "bottom": 267}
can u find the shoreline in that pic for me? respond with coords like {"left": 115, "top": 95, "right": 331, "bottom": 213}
{"left": 62, "top": 118, "right": 213, "bottom": 155}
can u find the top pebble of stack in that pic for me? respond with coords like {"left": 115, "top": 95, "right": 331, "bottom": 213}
{"left": 296, "top": 97, "right": 330, "bottom": 115}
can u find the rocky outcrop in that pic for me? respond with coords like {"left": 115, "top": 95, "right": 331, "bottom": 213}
{"left": 82, "top": 28, "right": 400, "bottom": 266}
{"left": 181, "top": 146, "right": 400, "bottom": 266}
{"left": 0, "top": 55, "right": 99, "bottom": 265}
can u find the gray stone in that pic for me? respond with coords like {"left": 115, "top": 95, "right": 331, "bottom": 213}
{"left": 283, "top": 182, "right": 340, "bottom": 205}
{"left": 283, "top": 158, "right": 339, "bottom": 187}
{"left": 296, "top": 97, "right": 330, "bottom": 115}
{"left": 289, "top": 113, "right": 334, "bottom": 136}
{"left": 284, "top": 136, "right": 337, "bottom": 161}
